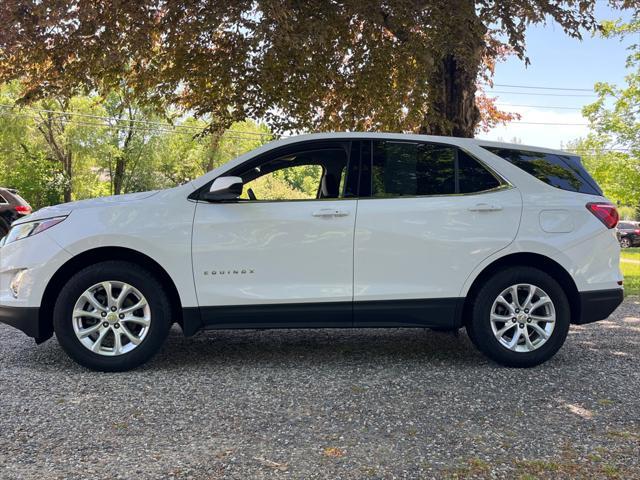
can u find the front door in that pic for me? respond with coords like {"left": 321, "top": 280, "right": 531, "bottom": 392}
{"left": 191, "top": 141, "right": 358, "bottom": 327}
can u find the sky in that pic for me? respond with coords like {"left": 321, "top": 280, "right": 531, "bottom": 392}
{"left": 478, "top": 4, "right": 636, "bottom": 149}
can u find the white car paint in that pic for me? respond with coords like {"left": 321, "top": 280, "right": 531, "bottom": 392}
{"left": 192, "top": 199, "right": 357, "bottom": 306}
{"left": 0, "top": 132, "right": 623, "bottom": 321}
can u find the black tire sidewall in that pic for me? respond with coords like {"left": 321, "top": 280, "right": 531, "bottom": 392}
{"left": 53, "top": 261, "right": 171, "bottom": 371}
{"left": 468, "top": 267, "right": 571, "bottom": 368}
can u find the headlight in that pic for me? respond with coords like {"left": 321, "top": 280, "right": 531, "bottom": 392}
{"left": 4, "top": 216, "right": 67, "bottom": 245}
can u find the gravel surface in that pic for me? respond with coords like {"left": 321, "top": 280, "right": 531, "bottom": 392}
{"left": 1, "top": 299, "right": 639, "bottom": 479}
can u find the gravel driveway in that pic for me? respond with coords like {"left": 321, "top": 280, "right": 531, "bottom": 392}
{"left": 1, "top": 299, "right": 639, "bottom": 479}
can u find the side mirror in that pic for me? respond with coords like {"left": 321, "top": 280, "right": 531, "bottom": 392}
{"left": 203, "top": 176, "right": 243, "bottom": 201}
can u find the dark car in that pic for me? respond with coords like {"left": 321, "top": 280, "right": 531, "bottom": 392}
{"left": 616, "top": 221, "right": 640, "bottom": 248}
{"left": 0, "top": 188, "right": 32, "bottom": 238}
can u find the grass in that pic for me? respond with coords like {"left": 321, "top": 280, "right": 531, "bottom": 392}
{"left": 621, "top": 247, "right": 640, "bottom": 296}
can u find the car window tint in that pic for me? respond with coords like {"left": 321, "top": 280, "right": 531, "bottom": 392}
{"left": 458, "top": 150, "right": 500, "bottom": 193}
{"left": 371, "top": 141, "right": 500, "bottom": 197}
{"left": 372, "top": 142, "right": 455, "bottom": 197}
{"left": 482, "top": 146, "right": 602, "bottom": 195}
{"left": 0, "top": 194, "right": 7, "bottom": 204}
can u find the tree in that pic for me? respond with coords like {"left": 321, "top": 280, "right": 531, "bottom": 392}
{"left": 2, "top": 1, "right": 634, "bottom": 138}
{"left": 574, "top": 14, "right": 640, "bottom": 213}
{"left": 0, "top": 81, "right": 275, "bottom": 206}
{"left": 0, "top": 83, "right": 110, "bottom": 203}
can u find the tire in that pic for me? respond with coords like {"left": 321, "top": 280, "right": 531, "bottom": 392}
{"left": 466, "top": 266, "right": 570, "bottom": 368}
{"left": 0, "top": 217, "right": 10, "bottom": 238}
{"left": 53, "top": 261, "right": 172, "bottom": 371}
{"left": 620, "top": 238, "right": 631, "bottom": 248}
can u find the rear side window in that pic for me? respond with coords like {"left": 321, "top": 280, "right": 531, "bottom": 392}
{"left": 0, "top": 194, "right": 7, "bottom": 204}
{"left": 482, "top": 146, "right": 602, "bottom": 195}
{"left": 371, "top": 141, "right": 500, "bottom": 197}
{"left": 458, "top": 151, "right": 501, "bottom": 194}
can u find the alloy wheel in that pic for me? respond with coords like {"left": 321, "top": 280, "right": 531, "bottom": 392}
{"left": 490, "top": 283, "right": 556, "bottom": 353}
{"left": 72, "top": 281, "right": 151, "bottom": 356}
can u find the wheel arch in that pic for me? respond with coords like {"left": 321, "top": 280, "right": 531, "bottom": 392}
{"left": 39, "top": 246, "right": 185, "bottom": 342}
{"left": 460, "top": 252, "right": 581, "bottom": 327}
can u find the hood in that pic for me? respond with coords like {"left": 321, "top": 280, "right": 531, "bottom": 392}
{"left": 13, "top": 190, "right": 160, "bottom": 224}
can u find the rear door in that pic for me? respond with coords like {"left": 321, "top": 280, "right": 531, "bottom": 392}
{"left": 353, "top": 139, "right": 522, "bottom": 327}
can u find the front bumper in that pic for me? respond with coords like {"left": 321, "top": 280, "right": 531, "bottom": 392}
{"left": 0, "top": 305, "right": 49, "bottom": 343}
{"left": 575, "top": 288, "right": 624, "bottom": 325}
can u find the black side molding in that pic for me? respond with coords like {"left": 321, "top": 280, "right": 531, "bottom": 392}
{"left": 184, "top": 297, "right": 465, "bottom": 332}
{"left": 0, "top": 306, "right": 51, "bottom": 343}
{"left": 575, "top": 288, "right": 624, "bottom": 325}
{"left": 353, "top": 298, "right": 463, "bottom": 328}
{"left": 199, "top": 302, "right": 353, "bottom": 329}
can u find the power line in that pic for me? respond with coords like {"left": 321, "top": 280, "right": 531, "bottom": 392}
{"left": 490, "top": 90, "right": 597, "bottom": 97}
{"left": 489, "top": 83, "right": 594, "bottom": 92}
{"left": 510, "top": 121, "right": 588, "bottom": 126}
{"left": 0, "top": 104, "right": 277, "bottom": 138}
{"left": 496, "top": 103, "right": 582, "bottom": 110}
{"left": 0, "top": 111, "right": 281, "bottom": 141}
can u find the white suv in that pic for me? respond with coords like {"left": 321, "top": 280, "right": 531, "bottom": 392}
{"left": 0, "top": 133, "right": 624, "bottom": 371}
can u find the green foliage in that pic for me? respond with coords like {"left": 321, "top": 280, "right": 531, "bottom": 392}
{"left": 0, "top": 82, "right": 273, "bottom": 208}
{"left": 0, "top": 1, "right": 626, "bottom": 137}
{"left": 241, "top": 165, "right": 322, "bottom": 201}
{"left": 1, "top": 151, "right": 64, "bottom": 208}
{"left": 618, "top": 205, "right": 638, "bottom": 221}
{"left": 576, "top": 13, "right": 640, "bottom": 211}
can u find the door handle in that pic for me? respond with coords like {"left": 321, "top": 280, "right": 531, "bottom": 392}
{"left": 312, "top": 208, "right": 350, "bottom": 217}
{"left": 468, "top": 203, "right": 503, "bottom": 212}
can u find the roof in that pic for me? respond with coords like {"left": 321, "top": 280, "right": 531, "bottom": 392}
{"left": 272, "top": 132, "right": 573, "bottom": 156}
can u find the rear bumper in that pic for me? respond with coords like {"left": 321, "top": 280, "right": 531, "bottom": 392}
{"left": 0, "top": 306, "right": 49, "bottom": 343}
{"left": 575, "top": 288, "right": 624, "bottom": 325}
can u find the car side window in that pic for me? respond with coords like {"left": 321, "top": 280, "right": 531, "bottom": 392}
{"left": 371, "top": 140, "right": 500, "bottom": 197}
{"left": 482, "top": 146, "right": 602, "bottom": 195}
{"left": 239, "top": 165, "right": 324, "bottom": 201}
{"left": 237, "top": 146, "right": 350, "bottom": 201}
{"left": 458, "top": 150, "right": 501, "bottom": 193}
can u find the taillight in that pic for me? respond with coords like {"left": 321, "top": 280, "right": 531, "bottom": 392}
{"left": 635, "top": 229, "right": 640, "bottom": 235}
{"left": 586, "top": 202, "right": 619, "bottom": 229}
{"left": 14, "top": 205, "right": 32, "bottom": 215}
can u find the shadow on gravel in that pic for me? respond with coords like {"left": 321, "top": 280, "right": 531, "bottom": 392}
{"left": 155, "top": 327, "right": 484, "bottom": 370}
{"left": 15, "top": 326, "right": 487, "bottom": 372}
{"left": 7, "top": 297, "right": 640, "bottom": 373}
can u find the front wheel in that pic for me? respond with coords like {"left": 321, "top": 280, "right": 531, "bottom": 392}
{"left": 53, "top": 261, "right": 172, "bottom": 371}
{"left": 620, "top": 237, "right": 631, "bottom": 248}
{"left": 466, "top": 267, "right": 570, "bottom": 367}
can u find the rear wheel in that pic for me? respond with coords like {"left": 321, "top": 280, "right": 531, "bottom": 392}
{"left": 53, "top": 261, "right": 172, "bottom": 371}
{"left": 466, "top": 267, "right": 570, "bottom": 367}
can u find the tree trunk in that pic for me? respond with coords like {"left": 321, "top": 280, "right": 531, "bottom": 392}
{"left": 419, "top": 0, "right": 486, "bottom": 137}
{"left": 113, "top": 157, "right": 125, "bottom": 195}
{"left": 206, "top": 128, "right": 226, "bottom": 172}
{"left": 63, "top": 151, "right": 72, "bottom": 203}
